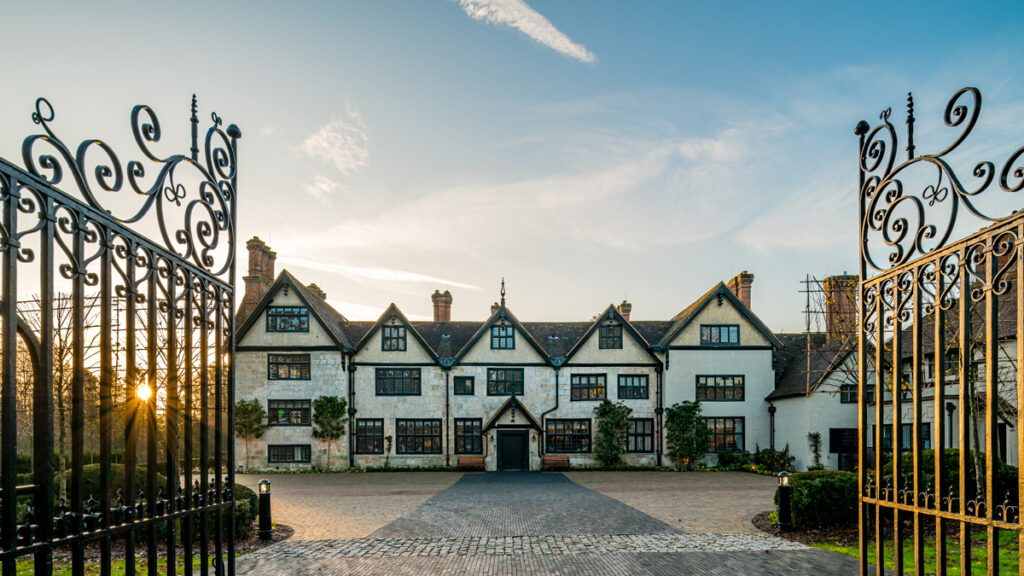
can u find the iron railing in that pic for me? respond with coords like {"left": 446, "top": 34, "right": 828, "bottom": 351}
{"left": 858, "top": 88, "right": 1024, "bottom": 575}
{"left": 0, "top": 96, "right": 239, "bottom": 575}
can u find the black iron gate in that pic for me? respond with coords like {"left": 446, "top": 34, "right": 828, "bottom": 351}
{"left": 857, "top": 88, "right": 1024, "bottom": 575}
{"left": 0, "top": 97, "right": 239, "bottom": 575}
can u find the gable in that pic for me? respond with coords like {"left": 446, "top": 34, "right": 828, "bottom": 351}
{"left": 237, "top": 284, "right": 337, "bottom": 347}
{"left": 668, "top": 298, "right": 771, "bottom": 347}
{"left": 457, "top": 313, "right": 549, "bottom": 365}
{"left": 354, "top": 310, "right": 436, "bottom": 363}
{"left": 566, "top": 307, "right": 657, "bottom": 365}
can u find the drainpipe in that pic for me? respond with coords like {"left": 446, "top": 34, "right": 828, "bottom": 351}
{"left": 444, "top": 367, "right": 451, "bottom": 467}
{"left": 655, "top": 363, "right": 664, "bottom": 467}
{"left": 768, "top": 402, "right": 777, "bottom": 451}
{"left": 348, "top": 359, "right": 357, "bottom": 469}
{"left": 539, "top": 358, "right": 564, "bottom": 456}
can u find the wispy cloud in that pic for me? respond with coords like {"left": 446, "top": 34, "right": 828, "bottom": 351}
{"left": 303, "top": 173, "right": 339, "bottom": 203}
{"left": 297, "top": 100, "right": 370, "bottom": 174}
{"left": 279, "top": 256, "right": 481, "bottom": 290}
{"left": 326, "top": 299, "right": 430, "bottom": 321}
{"left": 456, "top": 0, "right": 596, "bottom": 64}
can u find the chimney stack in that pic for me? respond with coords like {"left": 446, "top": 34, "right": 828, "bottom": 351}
{"left": 617, "top": 300, "right": 632, "bottom": 321}
{"left": 237, "top": 236, "right": 277, "bottom": 324}
{"left": 727, "top": 271, "right": 754, "bottom": 309}
{"left": 432, "top": 290, "right": 453, "bottom": 322}
{"left": 824, "top": 274, "right": 858, "bottom": 346}
{"left": 307, "top": 283, "right": 327, "bottom": 301}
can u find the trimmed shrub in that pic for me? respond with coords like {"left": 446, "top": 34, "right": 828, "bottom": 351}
{"left": 753, "top": 446, "right": 795, "bottom": 472}
{"left": 776, "top": 470, "right": 858, "bottom": 528}
{"left": 715, "top": 450, "right": 751, "bottom": 469}
{"left": 880, "top": 449, "right": 1018, "bottom": 504}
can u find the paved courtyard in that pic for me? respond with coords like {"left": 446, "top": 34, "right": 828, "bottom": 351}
{"left": 236, "top": 471, "right": 861, "bottom": 575}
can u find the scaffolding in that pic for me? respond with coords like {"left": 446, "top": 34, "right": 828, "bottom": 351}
{"left": 797, "top": 274, "right": 859, "bottom": 396}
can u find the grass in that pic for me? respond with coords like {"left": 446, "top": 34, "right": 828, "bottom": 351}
{"left": 16, "top": 555, "right": 231, "bottom": 575}
{"left": 813, "top": 529, "right": 1020, "bottom": 575}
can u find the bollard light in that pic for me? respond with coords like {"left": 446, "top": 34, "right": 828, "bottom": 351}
{"left": 258, "top": 479, "right": 272, "bottom": 540}
{"left": 777, "top": 471, "right": 792, "bottom": 531}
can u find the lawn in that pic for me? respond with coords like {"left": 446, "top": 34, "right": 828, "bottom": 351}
{"left": 813, "top": 530, "right": 1020, "bottom": 575}
{"left": 16, "top": 555, "right": 231, "bottom": 575}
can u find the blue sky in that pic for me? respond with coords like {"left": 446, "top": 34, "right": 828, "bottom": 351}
{"left": 3, "top": 1, "right": 1023, "bottom": 330}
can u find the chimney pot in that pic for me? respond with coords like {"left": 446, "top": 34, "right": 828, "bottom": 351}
{"left": 432, "top": 289, "right": 453, "bottom": 322}
{"left": 727, "top": 271, "right": 755, "bottom": 309}
{"left": 617, "top": 300, "right": 632, "bottom": 321}
{"left": 237, "top": 236, "right": 277, "bottom": 324}
{"left": 307, "top": 283, "right": 327, "bottom": 301}
{"left": 824, "top": 274, "right": 858, "bottom": 347}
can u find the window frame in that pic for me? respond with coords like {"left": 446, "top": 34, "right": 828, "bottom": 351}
{"left": 381, "top": 325, "right": 407, "bottom": 352}
{"left": 396, "top": 419, "right": 443, "bottom": 454}
{"left": 617, "top": 374, "right": 650, "bottom": 400}
{"left": 267, "top": 399, "right": 312, "bottom": 426}
{"left": 695, "top": 375, "right": 745, "bottom": 401}
{"left": 839, "top": 383, "right": 857, "bottom": 404}
{"left": 487, "top": 368, "right": 524, "bottom": 396}
{"left": 267, "top": 444, "right": 312, "bottom": 464}
{"left": 570, "top": 373, "right": 607, "bottom": 401}
{"left": 454, "top": 418, "right": 483, "bottom": 455}
{"left": 453, "top": 375, "right": 475, "bottom": 396}
{"left": 490, "top": 323, "right": 515, "bottom": 350}
{"left": 267, "top": 353, "right": 311, "bottom": 381}
{"left": 375, "top": 367, "right": 422, "bottom": 396}
{"left": 706, "top": 417, "right": 745, "bottom": 453}
{"left": 627, "top": 418, "right": 654, "bottom": 453}
{"left": 545, "top": 418, "right": 591, "bottom": 453}
{"left": 699, "top": 324, "right": 740, "bottom": 346}
{"left": 266, "top": 306, "right": 310, "bottom": 333}
{"left": 354, "top": 419, "right": 384, "bottom": 454}
{"left": 598, "top": 323, "right": 623, "bottom": 350}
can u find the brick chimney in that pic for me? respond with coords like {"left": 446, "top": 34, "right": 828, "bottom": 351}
{"left": 727, "top": 271, "right": 754, "bottom": 309}
{"left": 432, "top": 290, "right": 452, "bottom": 322}
{"left": 824, "top": 274, "right": 858, "bottom": 347}
{"left": 307, "top": 283, "right": 327, "bottom": 301}
{"left": 237, "top": 236, "right": 277, "bottom": 323}
{"left": 617, "top": 300, "right": 632, "bottom": 321}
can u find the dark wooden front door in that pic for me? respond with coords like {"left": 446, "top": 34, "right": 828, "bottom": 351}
{"left": 498, "top": 431, "right": 528, "bottom": 471}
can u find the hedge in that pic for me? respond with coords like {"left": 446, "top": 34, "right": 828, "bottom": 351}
{"left": 881, "top": 449, "right": 1018, "bottom": 503}
{"left": 776, "top": 470, "right": 858, "bottom": 528}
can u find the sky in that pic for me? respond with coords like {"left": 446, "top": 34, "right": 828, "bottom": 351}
{"left": 2, "top": 0, "right": 1024, "bottom": 331}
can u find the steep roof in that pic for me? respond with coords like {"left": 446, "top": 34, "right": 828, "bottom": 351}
{"left": 561, "top": 304, "right": 661, "bottom": 363}
{"left": 452, "top": 304, "right": 552, "bottom": 363}
{"left": 769, "top": 332, "right": 856, "bottom": 400}
{"left": 657, "top": 282, "right": 783, "bottom": 349}
{"left": 353, "top": 304, "right": 440, "bottom": 362}
{"left": 236, "top": 270, "right": 355, "bottom": 350}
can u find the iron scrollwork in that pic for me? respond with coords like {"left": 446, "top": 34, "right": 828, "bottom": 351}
{"left": 859, "top": 87, "right": 1024, "bottom": 272}
{"left": 20, "top": 96, "right": 239, "bottom": 279}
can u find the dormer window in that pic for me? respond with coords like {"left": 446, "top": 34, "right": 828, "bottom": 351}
{"left": 599, "top": 323, "right": 623, "bottom": 349}
{"left": 491, "top": 323, "right": 515, "bottom": 349}
{"left": 266, "top": 306, "right": 309, "bottom": 332}
{"left": 700, "top": 324, "right": 739, "bottom": 346}
{"left": 382, "top": 324, "right": 407, "bottom": 351}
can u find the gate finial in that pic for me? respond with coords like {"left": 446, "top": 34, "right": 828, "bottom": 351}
{"left": 190, "top": 93, "right": 199, "bottom": 162}
{"left": 906, "top": 92, "right": 915, "bottom": 160}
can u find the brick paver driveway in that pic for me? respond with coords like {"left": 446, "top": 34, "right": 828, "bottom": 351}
{"left": 236, "top": 471, "right": 860, "bottom": 575}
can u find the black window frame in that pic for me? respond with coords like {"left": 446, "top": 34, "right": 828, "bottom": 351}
{"left": 454, "top": 418, "right": 483, "bottom": 455}
{"left": 267, "top": 399, "right": 311, "bottom": 426}
{"left": 381, "top": 324, "right": 407, "bottom": 351}
{"left": 617, "top": 374, "right": 650, "bottom": 400}
{"left": 267, "top": 353, "right": 311, "bottom": 380}
{"left": 873, "top": 423, "right": 931, "bottom": 451}
{"left": 266, "top": 306, "right": 310, "bottom": 333}
{"left": 453, "top": 375, "right": 475, "bottom": 395}
{"left": 354, "top": 419, "right": 384, "bottom": 454}
{"left": 599, "top": 323, "right": 623, "bottom": 349}
{"left": 487, "top": 368, "right": 524, "bottom": 396}
{"left": 840, "top": 383, "right": 857, "bottom": 404}
{"left": 695, "top": 375, "right": 745, "bottom": 401}
{"left": 491, "top": 323, "right": 515, "bottom": 349}
{"left": 706, "top": 417, "right": 744, "bottom": 453}
{"left": 545, "top": 418, "right": 591, "bottom": 453}
{"left": 700, "top": 324, "right": 739, "bottom": 346}
{"left": 396, "top": 419, "right": 443, "bottom": 454}
{"left": 570, "top": 374, "right": 607, "bottom": 401}
{"left": 829, "top": 428, "right": 858, "bottom": 454}
{"left": 627, "top": 418, "right": 654, "bottom": 453}
{"left": 375, "top": 367, "right": 421, "bottom": 396}
{"left": 267, "top": 444, "right": 312, "bottom": 464}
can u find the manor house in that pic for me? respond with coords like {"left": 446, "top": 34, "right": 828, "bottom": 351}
{"left": 234, "top": 237, "right": 858, "bottom": 471}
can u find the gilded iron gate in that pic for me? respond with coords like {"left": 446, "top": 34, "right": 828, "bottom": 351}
{"left": 0, "top": 97, "right": 239, "bottom": 575}
{"left": 858, "top": 88, "right": 1024, "bottom": 575}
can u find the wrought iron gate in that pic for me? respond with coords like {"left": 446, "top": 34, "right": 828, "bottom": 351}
{"left": 858, "top": 88, "right": 1024, "bottom": 575}
{"left": 0, "top": 97, "right": 239, "bottom": 575}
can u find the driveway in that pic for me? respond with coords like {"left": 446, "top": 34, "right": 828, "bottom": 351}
{"left": 236, "top": 471, "right": 860, "bottom": 575}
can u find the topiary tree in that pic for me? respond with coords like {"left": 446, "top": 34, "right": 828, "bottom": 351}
{"left": 312, "top": 395, "right": 348, "bottom": 470}
{"left": 594, "top": 400, "right": 633, "bottom": 468}
{"left": 234, "top": 399, "right": 267, "bottom": 469}
{"left": 664, "top": 401, "right": 711, "bottom": 469}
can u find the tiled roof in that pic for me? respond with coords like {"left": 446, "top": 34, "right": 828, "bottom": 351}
{"left": 284, "top": 271, "right": 355, "bottom": 349}
{"left": 521, "top": 322, "right": 591, "bottom": 358}
{"left": 769, "top": 332, "right": 854, "bottom": 400}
